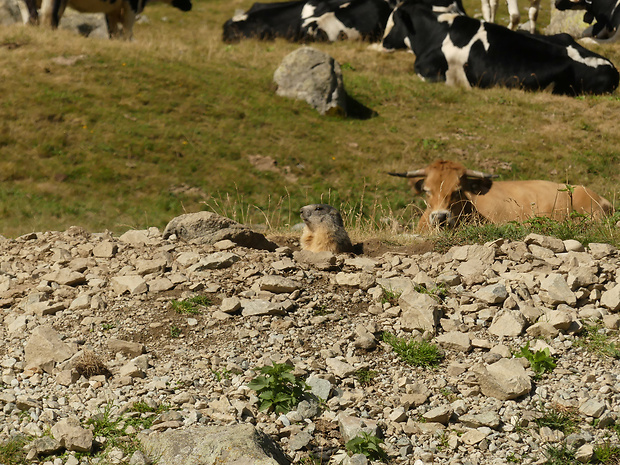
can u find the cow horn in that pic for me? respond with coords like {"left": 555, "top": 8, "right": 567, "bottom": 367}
{"left": 388, "top": 169, "right": 427, "bottom": 178}
{"left": 464, "top": 169, "right": 497, "bottom": 179}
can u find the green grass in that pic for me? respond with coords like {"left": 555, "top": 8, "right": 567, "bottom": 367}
{"left": 382, "top": 332, "right": 444, "bottom": 367}
{"left": 170, "top": 295, "right": 211, "bottom": 314}
{"left": 574, "top": 325, "right": 620, "bottom": 359}
{"left": 0, "top": 436, "right": 30, "bottom": 464}
{"left": 535, "top": 405, "right": 579, "bottom": 434}
{"left": 0, "top": 0, "right": 618, "bottom": 238}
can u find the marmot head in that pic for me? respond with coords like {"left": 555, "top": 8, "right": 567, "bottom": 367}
{"left": 300, "top": 204, "right": 345, "bottom": 231}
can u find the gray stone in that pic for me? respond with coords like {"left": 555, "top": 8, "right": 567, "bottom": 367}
{"left": 399, "top": 289, "right": 441, "bottom": 333}
{"left": 475, "top": 283, "right": 508, "bottom": 304}
{"left": 163, "top": 212, "right": 277, "bottom": 251}
{"left": 0, "top": 0, "right": 22, "bottom": 25}
{"left": 458, "top": 412, "right": 501, "bottom": 430}
{"left": 436, "top": 331, "right": 471, "bottom": 352}
{"left": 422, "top": 405, "right": 453, "bottom": 424}
{"left": 575, "top": 444, "right": 595, "bottom": 463}
{"left": 108, "top": 338, "right": 145, "bottom": 357}
{"left": 92, "top": 241, "right": 118, "bottom": 258}
{"left": 307, "top": 376, "right": 332, "bottom": 401}
{"left": 338, "top": 414, "right": 379, "bottom": 443}
{"left": 579, "top": 399, "right": 605, "bottom": 418}
{"left": 588, "top": 243, "right": 616, "bottom": 259}
{"left": 259, "top": 276, "right": 301, "bottom": 293}
{"left": 334, "top": 272, "right": 376, "bottom": 290}
{"left": 293, "top": 250, "right": 338, "bottom": 270}
{"left": 525, "top": 233, "right": 565, "bottom": 253}
{"left": 25, "top": 325, "right": 76, "bottom": 373}
{"left": 545, "top": 7, "right": 591, "bottom": 37}
{"left": 274, "top": 47, "right": 348, "bottom": 116}
{"left": 51, "top": 417, "right": 93, "bottom": 452}
{"left": 326, "top": 358, "right": 356, "bottom": 378}
{"left": 289, "top": 431, "right": 312, "bottom": 451}
{"left": 489, "top": 310, "right": 527, "bottom": 337}
{"left": 240, "top": 299, "right": 286, "bottom": 316}
{"left": 42, "top": 269, "right": 87, "bottom": 286}
{"left": 140, "top": 424, "right": 290, "bottom": 465}
{"left": 473, "top": 358, "right": 531, "bottom": 400}
{"left": 540, "top": 274, "right": 576, "bottom": 306}
{"left": 220, "top": 297, "right": 242, "bottom": 314}
{"left": 192, "top": 252, "right": 241, "bottom": 271}
{"left": 111, "top": 275, "right": 148, "bottom": 295}
{"left": 601, "top": 284, "right": 620, "bottom": 312}
{"left": 564, "top": 239, "right": 585, "bottom": 252}
{"left": 526, "top": 322, "right": 560, "bottom": 338}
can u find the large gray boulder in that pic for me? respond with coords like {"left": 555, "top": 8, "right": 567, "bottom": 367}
{"left": 59, "top": 10, "right": 108, "bottom": 39}
{"left": 139, "top": 424, "right": 291, "bottom": 465}
{"left": 0, "top": 0, "right": 23, "bottom": 25}
{"left": 274, "top": 47, "right": 348, "bottom": 116}
{"left": 163, "top": 211, "right": 277, "bottom": 251}
{"left": 545, "top": 0, "right": 590, "bottom": 37}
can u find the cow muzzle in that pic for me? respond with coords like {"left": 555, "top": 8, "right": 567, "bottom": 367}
{"left": 429, "top": 210, "right": 455, "bottom": 228}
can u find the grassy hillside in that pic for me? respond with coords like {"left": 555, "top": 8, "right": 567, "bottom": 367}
{"left": 0, "top": 0, "right": 619, "bottom": 238}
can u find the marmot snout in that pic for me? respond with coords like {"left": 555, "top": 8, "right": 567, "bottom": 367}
{"left": 300, "top": 204, "right": 353, "bottom": 253}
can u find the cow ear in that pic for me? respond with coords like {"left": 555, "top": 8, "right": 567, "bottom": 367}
{"left": 463, "top": 177, "right": 493, "bottom": 195}
{"left": 409, "top": 178, "right": 425, "bottom": 194}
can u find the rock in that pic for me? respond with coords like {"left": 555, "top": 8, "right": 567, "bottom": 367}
{"left": 338, "top": 415, "right": 380, "bottom": 442}
{"left": 24, "top": 325, "right": 76, "bottom": 373}
{"left": 588, "top": 243, "right": 616, "bottom": 259}
{"left": 458, "top": 412, "right": 501, "bottom": 429}
{"left": 42, "top": 269, "right": 87, "bottom": 286}
{"left": 0, "top": 0, "right": 22, "bottom": 25}
{"left": 274, "top": 47, "right": 348, "bottom": 116}
{"left": 293, "top": 250, "right": 338, "bottom": 270}
{"left": 399, "top": 289, "right": 441, "bottom": 333}
{"left": 575, "top": 443, "right": 595, "bottom": 463}
{"left": 524, "top": 234, "right": 565, "bottom": 253}
{"left": 140, "top": 424, "right": 290, "bottom": 465}
{"left": 489, "top": 310, "right": 527, "bottom": 337}
{"left": 93, "top": 241, "right": 118, "bottom": 258}
{"left": 436, "top": 331, "right": 471, "bottom": 352}
{"left": 579, "top": 399, "right": 605, "bottom": 418}
{"left": 526, "top": 322, "right": 560, "bottom": 338}
{"left": 422, "top": 405, "right": 453, "bottom": 424}
{"left": 473, "top": 358, "right": 531, "bottom": 400}
{"left": 475, "top": 283, "right": 508, "bottom": 304}
{"left": 59, "top": 10, "right": 108, "bottom": 38}
{"left": 540, "top": 274, "right": 576, "bottom": 306}
{"left": 163, "top": 212, "right": 277, "bottom": 251}
{"left": 601, "top": 284, "right": 620, "bottom": 312}
{"left": 307, "top": 376, "right": 332, "bottom": 401}
{"left": 192, "top": 252, "right": 241, "bottom": 271}
{"left": 108, "top": 338, "right": 146, "bottom": 357}
{"left": 240, "top": 299, "right": 286, "bottom": 316}
{"left": 259, "top": 276, "right": 301, "bottom": 293}
{"left": 334, "top": 272, "right": 376, "bottom": 290}
{"left": 111, "top": 275, "right": 148, "bottom": 295}
{"left": 326, "top": 358, "right": 356, "bottom": 378}
{"left": 51, "top": 417, "right": 93, "bottom": 452}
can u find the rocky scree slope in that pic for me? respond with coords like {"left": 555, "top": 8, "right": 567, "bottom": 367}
{"left": 0, "top": 213, "right": 620, "bottom": 465}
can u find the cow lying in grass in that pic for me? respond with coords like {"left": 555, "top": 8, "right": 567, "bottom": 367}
{"left": 379, "top": 0, "right": 619, "bottom": 95}
{"left": 223, "top": 0, "right": 395, "bottom": 43}
{"left": 390, "top": 159, "right": 613, "bottom": 232}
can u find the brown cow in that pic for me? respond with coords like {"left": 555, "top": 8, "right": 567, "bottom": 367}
{"left": 389, "top": 159, "right": 613, "bottom": 232}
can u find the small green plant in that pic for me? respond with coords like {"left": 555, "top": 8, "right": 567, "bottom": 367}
{"left": 101, "top": 322, "right": 115, "bottom": 331}
{"left": 313, "top": 304, "right": 331, "bottom": 316}
{"left": 594, "top": 441, "right": 620, "bottom": 464}
{"left": 247, "top": 363, "right": 310, "bottom": 415}
{"left": 170, "top": 325, "right": 182, "bottom": 338}
{"left": 380, "top": 287, "right": 401, "bottom": 305}
{"left": 414, "top": 282, "right": 448, "bottom": 300}
{"left": 535, "top": 405, "right": 579, "bottom": 434}
{"left": 170, "top": 295, "right": 211, "bottom": 315}
{"left": 345, "top": 432, "right": 387, "bottom": 461}
{"left": 515, "top": 342, "right": 556, "bottom": 376}
{"left": 0, "top": 435, "right": 30, "bottom": 464}
{"left": 355, "top": 369, "right": 378, "bottom": 386}
{"left": 211, "top": 368, "right": 231, "bottom": 382}
{"left": 574, "top": 325, "right": 620, "bottom": 359}
{"left": 506, "top": 452, "right": 520, "bottom": 463}
{"left": 382, "top": 332, "right": 444, "bottom": 367}
{"left": 542, "top": 444, "right": 577, "bottom": 465}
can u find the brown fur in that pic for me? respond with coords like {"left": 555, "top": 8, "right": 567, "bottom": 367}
{"left": 395, "top": 159, "right": 614, "bottom": 231}
{"left": 300, "top": 204, "right": 353, "bottom": 253}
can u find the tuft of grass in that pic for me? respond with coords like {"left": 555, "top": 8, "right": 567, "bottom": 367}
{"left": 574, "top": 325, "right": 620, "bottom": 359}
{"left": 542, "top": 444, "right": 577, "bottom": 465}
{"left": 73, "top": 350, "right": 111, "bottom": 378}
{"left": 414, "top": 282, "right": 448, "bottom": 300}
{"left": 434, "top": 214, "right": 620, "bottom": 252}
{"left": 380, "top": 287, "right": 401, "bottom": 305}
{"left": 170, "top": 295, "right": 211, "bottom": 315}
{"left": 382, "top": 332, "right": 444, "bottom": 367}
{"left": 594, "top": 441, "right": 620, "bottom": 464}
{"left": 0, "top": 436, "right": 30, "bottom": 464}
{"left": 535, "top": 405, "right": 579, "bottom": 434}
{"left": 170, "top": 325, "right": 182, "bottom": 338}
{"left": 354, "top": 368, "right": 378, "bottom": 386}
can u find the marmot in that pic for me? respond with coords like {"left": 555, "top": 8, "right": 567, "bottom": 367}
{"left": 299, "top": 204, "right": 354, "bottom": 253}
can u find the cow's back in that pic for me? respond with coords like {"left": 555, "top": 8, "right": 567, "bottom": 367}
{"left": 469, "top": 180, "right": 612, "bottom": 222}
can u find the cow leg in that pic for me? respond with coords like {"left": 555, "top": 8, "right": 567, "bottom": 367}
{"left": 528, "top": 0, "right": 540, "bottom": 33}
{"left": 39, "top": 0, "right": 64, "bottom": 27}
{"left": 105, "top": 11, "right": 122, "bottom": 39}
{"left": 120, "top": 8, "right": 135, "bottom": 40}
{"left": 481, "top": 0, "right": 492, "bottom": 22}
{"left": 506, "top": 0, "right": 520, "bottom": 29}
{"left": 21, "top": 0, "right": 39, "bottom": 24}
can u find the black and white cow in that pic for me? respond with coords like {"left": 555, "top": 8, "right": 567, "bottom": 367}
{"left": 223, "top": 0, "right": 395, "bottom": 43}
{"left": 380, "top": 0, "right": 619, "bottom": 95}
{"left": 38, "top": 0, "right": 191, "bottom": 39}
{"left": 555, "top": 0, "right": 620, "bottom": 42}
